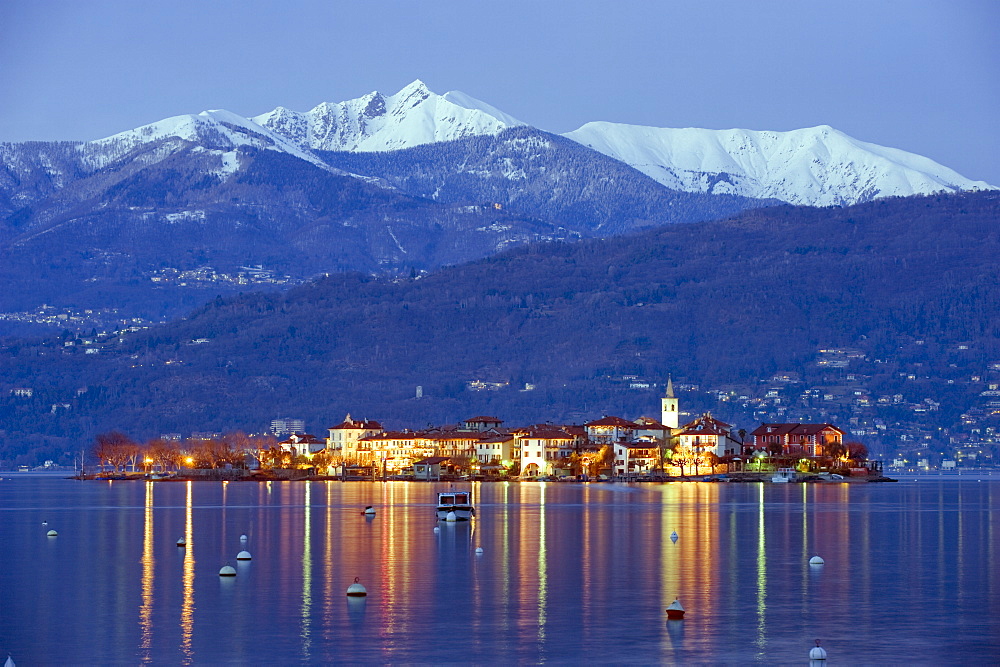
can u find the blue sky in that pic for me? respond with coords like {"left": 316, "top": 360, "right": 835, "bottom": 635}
{"left": 2, "top": 0, "right": 997, "bottom": 183}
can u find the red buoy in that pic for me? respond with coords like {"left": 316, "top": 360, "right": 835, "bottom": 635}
{"left": 666, "top": 597, "right": 685, "bottom": 620}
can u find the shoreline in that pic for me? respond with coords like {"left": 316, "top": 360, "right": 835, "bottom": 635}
{"left": 53, "top": 471, "right": 900, "bottom": 484}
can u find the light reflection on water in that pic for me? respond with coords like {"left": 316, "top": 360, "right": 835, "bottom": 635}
{"left": 0, "top": 478, "right": 998, "bottom": 664}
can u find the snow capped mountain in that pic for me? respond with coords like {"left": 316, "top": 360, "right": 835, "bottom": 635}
{"left": 251, "top": 79, "right": 524, "bottom": 152}
{"left": 563, "top": 122, "right": 996, "bottom": 206}
{"left": 80, "top": 108, "right": 333, "bottom": 172}
{"left": 5, "top": 80, "right": 993, "bottom": 214}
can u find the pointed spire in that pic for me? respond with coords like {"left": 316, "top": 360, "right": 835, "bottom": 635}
{"left": 666, "top": 375, "right": 675, "bottom": 398}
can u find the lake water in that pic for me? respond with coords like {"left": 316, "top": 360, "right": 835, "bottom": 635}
{"left": 1, "top": 476, "right": 997, "bottom": 664}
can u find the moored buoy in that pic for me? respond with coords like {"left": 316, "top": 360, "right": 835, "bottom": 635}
{"left": 475, "top": 547, "right": 484, "bottom": 555}
{"left": 809, "top": 639, "right": 827, "bottom": 660}
{"left": 236, "top": 550, "right": 252, "bottom": 561}
{"left": 42, "top": 520, "right": 47, "bottom": 526}
{"left": 176, "top": 537, "right": 186, "bottom": 547}
{"left": 809, "top": 556, "right": 825, "bottom": 565}
{"left": 666, "top": 597, "right": 685, "bottom": 620}
{"left": 363, "top": 506, "right": 376, "bottom": 516}
{"left": 240, "top": 534, "right": 248, "bottom": 542}
{"left": 346, "top": 577, "right": 367, "bottom": 597}
{"left": 46, "top": 529, "right": 58, "bottom": 537}
{"left": 670, "top": 531, "right": 679, "bottom": 543}
{"left": 433, "top": 526, "right": 440, "bottom": 533}
{"left": 446, "top": 511, "right": 458, "bottom": 522}
{"left": 219, "top": 565, "right": 237, "bottom": 577}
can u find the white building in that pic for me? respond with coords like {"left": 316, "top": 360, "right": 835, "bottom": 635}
{"left": 327, "top": 414, "right": 383, "bottom": 462}
{"left": 516, "top": 426, "right": 574, "bottom": 478}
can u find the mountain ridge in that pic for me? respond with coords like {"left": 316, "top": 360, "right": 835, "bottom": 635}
{"left": 15, "top": 79, "right": 987, "bottom": 208}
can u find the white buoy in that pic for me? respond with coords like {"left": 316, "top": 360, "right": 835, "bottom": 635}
{"left": 666, "top": 597, "right": 685, "bottom": 620}
{"left": 446, "top": 511, "right": 458, "bottom": 522}
{"left": 346, "top": 577, "right": 367, "bottom": 597}
{"left": 433, "top": 526, "right": 440, "bottom": 533}
{"left": 670, "top": 531, "right": 679, "bottom": 543}
{"left": 46, "top": 529, "right": 58, "bottom": 537}
{"left": 236, "top": 550, "right": 252, "bottom": 561}
{"left": 363, "top": 506, "right": 376, "bottom": 516}
{"left": 42, "top": 520, "right": 47, "bottom": 526}
{"left": 240, "top": 534, "right": 248, "bottom": 542}
{"left": 475, "top": 547, "right": 484, "bottom": 555}
{"left": 809, "top": 556, "right": 825, "bottom": 565}
{"left": 219, "top": 565, "right": 237, "bottom": 577}
{"left": 809, "top": 639, "right": 827, "bottom": 660}
{"left": 176, "top": 537, "right": 186, "bottom": 547}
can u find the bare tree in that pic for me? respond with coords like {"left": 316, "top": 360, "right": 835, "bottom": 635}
{"left": 93, "top": 431, "right": 139, "bottom": 473}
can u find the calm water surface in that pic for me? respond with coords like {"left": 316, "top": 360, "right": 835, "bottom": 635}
{"left": 1, "top": 476, "right": 997, "bottom": 664}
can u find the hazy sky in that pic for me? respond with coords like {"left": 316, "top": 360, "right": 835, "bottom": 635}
{"left": 2, "top": 0, "right": 997, "bottom": 183}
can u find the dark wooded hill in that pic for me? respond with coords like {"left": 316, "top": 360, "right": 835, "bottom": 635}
{"left": 1, "top": 191, "right": 997, "bottom": 464}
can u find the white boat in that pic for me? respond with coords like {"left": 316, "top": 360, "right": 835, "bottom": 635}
{"left": 771, "top": 468, "right": 795, "bottom": 483}
{"left": 436, "top": 490, "right": 475, "bottom": 521}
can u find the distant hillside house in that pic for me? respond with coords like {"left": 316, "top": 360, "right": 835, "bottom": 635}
{"left": 271, "top": 417, "right": 305, "bottom": 437}
{"left": 750, "top": 423, "right": 844, "bottom": 457}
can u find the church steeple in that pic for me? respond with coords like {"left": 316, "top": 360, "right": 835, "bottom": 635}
{"left": 661, "top": 376, "right": 679, "bottom": 429}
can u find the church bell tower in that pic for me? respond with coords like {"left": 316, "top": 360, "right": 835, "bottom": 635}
{"left": 661, "top": 376, "right": 679, "bottom": 429}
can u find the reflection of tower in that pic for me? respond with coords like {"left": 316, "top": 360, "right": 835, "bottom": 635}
{"left": 661, "top": 376, "right": 679, "bottom": 429}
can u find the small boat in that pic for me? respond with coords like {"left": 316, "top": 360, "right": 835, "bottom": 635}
{"left": 436, "top": 490, "right": 475, "bottom": 521}
{"left": 772, "top": 468, "right": 795, "bottom": 483}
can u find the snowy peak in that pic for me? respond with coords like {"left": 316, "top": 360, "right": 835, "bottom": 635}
{"left": 251, "top": 80, "right": 525, "bottom": 152}
{"left": 563, "top": 121, "right": 996, "bottom": 206}
{"left": 81, "top": 108, "right": 330, "bottom": 171}
{"left": 46, "top": 80, "right": 994, "bottom": 207}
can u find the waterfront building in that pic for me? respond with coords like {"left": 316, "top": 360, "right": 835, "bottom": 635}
{"left": 475, "top": 433, "right": 516, "bottom": 472}
{"left": 279, "top": 433, "right": 326, "bottom": 458}
{"left": 750, "top": 423, "right": 844, "bottom": 457}
{"left": 360, "top": 430, "right": 436, "bottom": 474}
{"left": 613, "top": 441, "right": 660, "bottom": 476}
{"left": 461, "top": 416, "right": 504, "bottom": 432}
{"left": 515, "top": 425, "right": 574, "bottom": 478}
{"left": 676, "top": 414, "right": 741, "bottom": 458}
{"left": 327, "top": 415, "right": 383, "bottom": 462}
{"left": 585, "top": 416, "right": 639, "bottom": 444}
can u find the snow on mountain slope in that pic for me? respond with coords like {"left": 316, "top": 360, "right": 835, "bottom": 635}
{"left": 81, "top": 109, "right": 331, "bottom": 171}
{"left": 563, "top": 122, "right": 996, "bottom": 206}
{"left": 251, "top": 79, "right": 524, "bottom": 152}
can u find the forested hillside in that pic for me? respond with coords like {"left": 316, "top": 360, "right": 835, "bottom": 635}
{"left": 1, "top": 191, "right": 998, "bottom": 464}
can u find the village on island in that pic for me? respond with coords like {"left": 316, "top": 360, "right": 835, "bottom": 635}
{"left": 88, "top": 379, "right": 887, "bottom": 483}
